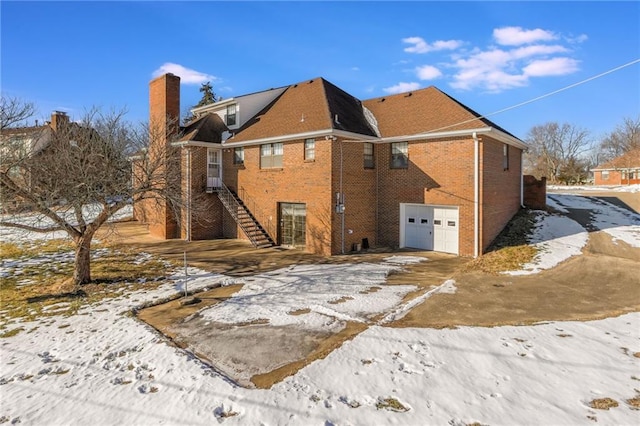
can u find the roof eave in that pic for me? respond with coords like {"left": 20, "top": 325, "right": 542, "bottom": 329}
{"left": 221, "top": 129, "right": 378, "bottom": 147}
{"left": 171, "top": 141, "right": 223, "bottom": 148}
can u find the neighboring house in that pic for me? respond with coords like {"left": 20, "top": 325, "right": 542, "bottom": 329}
{"left": 592, "top": 148, "right": 640, "bottom": 185}
{"left": 0, "top": 111, "right": 73, "bottom": 212}
{"left": 135, "top": 73, "right": 527, "bottom": 257}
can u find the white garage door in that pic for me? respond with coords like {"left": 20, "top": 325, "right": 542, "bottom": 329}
{"left": 402, "top": 204, "right": 459, "bottom": 255}
{"left": 433, "top": 207, "right": 459, "bottom": 255}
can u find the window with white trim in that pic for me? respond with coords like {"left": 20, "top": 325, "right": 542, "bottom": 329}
{"left": 391, "top": 142, "right": 408, "bottom": 169}
{"left": 364, "top": 142, "right": 374, "bottom": 169}
{"left": 260, "top": 143, "right": 283, "bottom": 168}
{"left": 233, "top": 147, "right": 244, "bottom": 165}
{"left": 304, "top": 138, "right": 315, "bottom": 161}
{"left": 601, "top": 170, "right": 609, "bottom": 180}
{"left": 226, "top": 104, "right": 237, "bottom": 126}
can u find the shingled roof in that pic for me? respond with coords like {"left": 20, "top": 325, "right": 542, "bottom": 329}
{"left": 362, "top": 86, "right": 516, "bottom": 138}
{"left": 180, "top": 113, "right": 228, "bottom": 143}
{"left": 593, "top": 148, "right": 640, "bottom": 170}
{"left": 228, "top": 78, "right": 377, "bottom": 143}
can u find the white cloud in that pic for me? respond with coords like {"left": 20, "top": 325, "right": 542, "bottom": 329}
{"left": 383, "top": 82, "right": 421, "bottom": 94}
{"left": 403, "top": 36, "right": 463, "bottom": 54}
{"left": 351, "top": 66, "right": 360, "bottom": 71}
{"left": 494, "top": 26, "right": 557, "bottom": 46}
{"left": 152, "top": 63, "right": 217, "bottom": 85}
{"left": 416, "top": 65, "right": 443, "bottom": 80}
{"left": 566, "top": 34, "right": 588, "bottom": 44}
{"left": 523, "top": 57, "right": 580, "bottom": 76}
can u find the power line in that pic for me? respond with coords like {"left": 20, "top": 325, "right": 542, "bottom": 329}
{"left": 426, "top": 58, "right": 640, "bottom": 135}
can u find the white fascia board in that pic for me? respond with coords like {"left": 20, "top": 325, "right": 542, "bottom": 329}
{"left": 343, "top": 127, "right": 528, "bottom": 149}
{"left": 191, "top": 98, "right": 235, "bottom": 115}
{"left": 222, "top": 129, "right": 335, "bottom": 147}
{"left": 171, "top": 141, "right": 223, "bottom": 148}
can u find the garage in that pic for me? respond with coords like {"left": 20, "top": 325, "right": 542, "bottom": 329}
{"left": 400, "top": 204, "right": 459, "bottom": 255}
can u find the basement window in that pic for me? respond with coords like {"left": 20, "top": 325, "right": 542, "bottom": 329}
{"left": 364, "top": 142, "right": 375, "bottom": 169}
{"left": 391, "top": 142, "right": 408, "bottom": 169}
{"left": 260, "top": 143, "right": 283, "bottom": 168}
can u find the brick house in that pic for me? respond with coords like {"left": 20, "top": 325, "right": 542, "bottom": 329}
{"left": 0, "top": 111, "right": 75, "bottom": 212}
{"left": 135, "top": 73, "right": 527, "bottom": 257}
{"left": 592, "top": 148, "right": 640, "bottom": 185}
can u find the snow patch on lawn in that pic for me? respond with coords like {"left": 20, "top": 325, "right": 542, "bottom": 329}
{"left": 505, "top": 212, "right": 588, "bottom": 275}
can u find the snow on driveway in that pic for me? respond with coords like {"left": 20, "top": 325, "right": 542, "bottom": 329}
{"left": 506, "top": 192, "right": 640, "bottom": 276}
{"left": 549, "top": 193, "right": 640, "bottom": 247}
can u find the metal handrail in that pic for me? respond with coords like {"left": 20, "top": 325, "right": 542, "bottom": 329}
{"left": 216, "top": 182, "right": 275, "bottom": 248}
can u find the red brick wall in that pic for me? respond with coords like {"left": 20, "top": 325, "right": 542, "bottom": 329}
{"left": 480, "top": 137, "right": 523, "bottom": 250}
{"left": 594, "top": 170, "right": 622, "bottom": 185}
{"left": 222, "top": 138, "right": 334, "bottom": 255}
{"left": 330, "top": 139, "right": 377, "bottom": 254}
{"left": 523, "top": 175, "right": 547, "bottom": 210}
{"left": 180, "top": 146, "right": 224, "bottom": 240}
{"left": 376, "top": 137, "right": 476, "bottom": 256}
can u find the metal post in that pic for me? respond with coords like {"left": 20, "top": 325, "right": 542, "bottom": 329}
{"left": 183, "top": 251, "right": 188, "bottom": 298}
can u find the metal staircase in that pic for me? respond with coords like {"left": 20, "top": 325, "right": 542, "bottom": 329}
{"left": 215, "top": 182, "right": 276, "bottom": 249}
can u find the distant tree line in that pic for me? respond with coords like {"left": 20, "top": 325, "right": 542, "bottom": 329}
{"left": 524, "top": 116, "right": 640, "bottom": 184}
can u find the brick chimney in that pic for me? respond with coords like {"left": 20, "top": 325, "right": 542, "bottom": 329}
{"left": 50, "top": 111, "right": 69, "bottom": 131}
{"left": 146, "top": 73, "right": 181, "bottom": 239}
{"left": 149, "top": 73, "right": 180, "bottom": 138}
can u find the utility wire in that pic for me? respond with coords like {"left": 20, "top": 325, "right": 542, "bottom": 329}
{"left": 424, "top": 58, "right": 640, "bottom": 135}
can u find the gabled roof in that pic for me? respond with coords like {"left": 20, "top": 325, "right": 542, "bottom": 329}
{"left": 180, "top": 113, "right": 228, "bottom": 143}
{"left": 362, "top": 86, "right": 516, "bottom": 139}
{"left": 593, "top": 148, "right": 640, "bottom": 170}
{"left": 227, "top": 77, "right": 377, "bottom": 143}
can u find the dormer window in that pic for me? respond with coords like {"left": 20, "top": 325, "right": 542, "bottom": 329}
{"left": 226, "top": 104, "right": 237, "bottom": 126}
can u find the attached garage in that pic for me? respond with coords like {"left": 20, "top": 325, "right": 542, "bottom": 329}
{"left": 400, "top": 204, "right": 459, "bottom": 255}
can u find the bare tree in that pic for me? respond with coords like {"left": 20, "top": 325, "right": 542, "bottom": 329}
{"left": 0, "top": 99, "right": 204, "bottom": 288}
{"left": 1, "top": 96, "right": 37, "bottom": 130}
{"left": 524, "top": 122, "right": 592, "bottom": 184}
{"left": 598, "top": 116, "right": 640, "bottom": 162}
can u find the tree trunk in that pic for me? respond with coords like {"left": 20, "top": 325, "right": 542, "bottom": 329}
{"left": 73, "top": 235, "right": 92, "bottom": 288}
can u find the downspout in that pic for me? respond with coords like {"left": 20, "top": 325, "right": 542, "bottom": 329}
{"left": 520, "top": 149, "right": 524, "bottom": 207}
{"left": 473, "top": 132, "right": 479, "bottom": 258}
{"left": 340, "top": 138, "right": 345, "bottom": 254}
{"left": 186, "top": 147, "right": 192, "bottom": 242}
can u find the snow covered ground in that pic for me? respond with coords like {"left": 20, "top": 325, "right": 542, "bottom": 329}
{"left": 1, "top": 198, "right": 639, "bottom": 425}
{"left": 548, "top": 184, "right": 640, "bottom": 193}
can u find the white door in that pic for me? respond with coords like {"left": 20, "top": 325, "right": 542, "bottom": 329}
{"left": 403, "top": 204, "right": 434, "bottom": 250}
{"left": 433, "top": 207, "right": 459, "bottom": 255}
{"left": 207, "top": 149, "right": 221, "bottom": 188}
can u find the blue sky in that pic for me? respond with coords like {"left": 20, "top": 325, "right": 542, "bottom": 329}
{"left": 1, "top": 1, "right": 638, "bottom": 140}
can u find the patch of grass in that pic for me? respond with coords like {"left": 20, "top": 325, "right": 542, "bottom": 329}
{"left": 376, "top": 397, "right": 409, "bottom": 412}
{"left": 463, "top": 245, "right": 537, "bottom": 274}
{"left": 0, "top": 327, "right": 24, "bottom": 338}
{"left": 463, "top": 208, "right": 538, "bottom": 274}
{"left": 627, "top": 396, "right": 640, "bottom": 409}
{"left": 589, "top": 397, "right": 619, "bottom": 410}
{"left": 0, "top": 245, "right": 169, "bottom": 325}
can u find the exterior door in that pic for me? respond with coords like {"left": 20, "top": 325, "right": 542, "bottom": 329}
{"left": 433, "top": 207, "right": 459, "bottom": 254}
{"left": 207, "top": 149, "right": 221, "bottom": 189}
{"left": 279, "top": 203, "right": 306, "bottom": 248}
